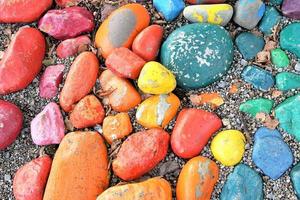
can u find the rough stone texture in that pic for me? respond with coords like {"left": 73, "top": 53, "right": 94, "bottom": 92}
{"left": 280, "top": 23, "right": 300, "bottom": 58}
{"left": 282, "top": 0, "right": 300, "bottom": 20}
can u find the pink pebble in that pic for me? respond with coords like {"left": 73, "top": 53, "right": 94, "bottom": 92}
{"left": 56, "top": 35, "right": 91, "bottom": 58}
{"left": 56, "top": 0, "right": 80, "bottom": 7}
{"left": 31, "top": 102, "right": 65, "bottom": 145}
{"left": 39, "top": 64, "right": 64, "bottom": 99}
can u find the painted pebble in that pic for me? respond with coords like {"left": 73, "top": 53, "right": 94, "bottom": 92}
{"left": 136, "top": 93, "right": 180, "bottom": 128}
{"left": 270, "top": 0, "right": 283, "bottom": 5}
{"left": 186, "top": 0, "right": 226, "bottom": 4}
{"left": 282, "top": 0, "right": 300, "bottom": 20}
{"left": 280, "top": 23, "right": 300, "bottom": 58}
{"left": 252, "top": 127, "right": 293, "bottom": 180}
{"left": 183, "top": 4, "right": 233, "bottom": 26}
{"left": 113, "top": 129, "right": 169, "bottom": 181}
{"left": 0, "top": 100, "right": 23, "bottom": 150}
{"left": 132, "top": 25, "right": 164, "bottom": 61}
{"left": 56, "top": 0, "right": 79, "bottom": 7}
{"left": 153, "top": 0, "right": 185, "bottom": 21}
{"left": 259, "top": 6, "right": 282, "bottom": 35}
{"left": 171, "top": 108, "right": 222, "bottom": 159}
{"left": 95, "top": 3, "right": 150, "bottom": 58}
{"left": 291, "top": 162, "right": 300, "bottom": 199}
{"left": 177, "top": 156, "right": 219, "bottom": 200}
{"left": 276, "top": 72, "right": 300, "bottom": 91}
{"left": 161, "top": 23, "right": 233, "bottom": 89}
{"left": 271, "top": 48, "right": 289, "bottom": 68}
{"left": 138, "top": 61, "right": 176, "bottom": 94}
{"left": 239, "top": 98, "right": 274, "bottom": 117}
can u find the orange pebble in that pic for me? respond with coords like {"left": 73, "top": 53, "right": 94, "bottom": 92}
{"left": 190, "top": 92, "right": 224, "bottom": 109}
{"left": 229, "top": 83, "right": 239, "bottom": 94}
{"left": 103, "top": 113, "right": 132, "bottom": 144}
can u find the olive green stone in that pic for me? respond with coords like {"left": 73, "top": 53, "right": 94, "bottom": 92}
{"left": 275, "top": 94, "right": 300, "bottom": 141}
{"left": 276, "top": 72, "right": 300, "bottom": 91}
{"left": 239, "top": 98, "right": 274, "bottom": 117}
{"left": 271, "top": 48, "right": 290, "bottom": 68}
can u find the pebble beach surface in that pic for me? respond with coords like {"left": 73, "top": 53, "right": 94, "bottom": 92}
{"left": 1, "top": 0, "right": 300, "bottom": 199}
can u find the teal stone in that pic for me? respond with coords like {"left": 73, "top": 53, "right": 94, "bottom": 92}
{"left": 239, "top": 98, "right": 274, "bottom": 117}
{"left": 235, "top": 32, "right": 265, "bottom": 60}
{"left": 276, "top": 72, "right": 300, "bottom": 91}
{"left": 280, "top": 23, "right": 300, "bottom": 58}
{"left": 270, "top": 0, "right": 283, "bottom": 5}
{"left": 291, "top": 162, "right": 300, "bottom": 198}
{"left": 275, "top": 94, "right": 300, "bottom": 141}
{"left": 271, "top": 48, "right": 290, "bottom": 68}
{"left": 160, "top": 23, "right": 233, "bottom": 89}
{"left": 259, "top": 6, "right": 282, "bottom": 35}
{"left": 220, "top": 164, "right": 263, "bottom": 200}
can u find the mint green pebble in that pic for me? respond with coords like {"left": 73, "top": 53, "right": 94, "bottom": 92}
{"left": 276, "top": 72, "right": 300, "bottom": 91}
{"left": 271, "top": 48, "right": 290, "bottom": 68}
{"left": 239, "top": 98, "right": 274, "bottom": 117}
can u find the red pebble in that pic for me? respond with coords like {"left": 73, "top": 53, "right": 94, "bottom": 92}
{"left": 56, "top": 35, "right": 91, "bottom": 59}
{"left": 0, "top": 27, "right": 46, "bottom": 95}
{"left": 56, "top": 0, "right": 80, "bottom": 7}
{"left": 171, "top": 108, "right": 222, "bottom": 158}
{"left": 13, "top": 155, "right": 52, "bottom": 200}
{"left": 113, "top": 128, "right": 169, "bottom": 181}
{"left": 0, "top": 0, "right": 52, "bottom": 23}
{"left": 39, "top": 65, "right": 65, "bottom": 99}
{"left": 0, "top": 100, "right": 23, "bottom": 150}
{"left": 38, "top": 6, "right": 94, "bottom": 40}
{"left": 132, "top": 25, "right": 164, "bottom": 61}
{"left": 105, "top": 47, "right": 146, "bottom": 79}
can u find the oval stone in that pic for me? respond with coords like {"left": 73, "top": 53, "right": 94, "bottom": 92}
{"left": 280, "top": 23, "right": 300, "bottom": 58}
{"left": 291, "top": 162, "right": 300, "bottom": 199}
{"left": 183, "top": 4, "right": 233, "bottom": 26}
{"left": 171, "top": 108, "right": 222, "bottom": 158}
{"left": 282, "top": 0, "right": 300, "bottom": 20}
{"left": 161, "top": 23, "right": 233, "bottom": 89}
{"left": 187, "top": 0, "right": 226, "bottom": 4}
{"left": 95, "top": 3, "right": 150, "bottom": 58}
{"left": 259, "top": 6, "right": 282, "bottom": 36}
{"left": 276, "top": 72, "right": 300, "bottom": 91}
{"left": 220, "top": 164, "right": 263, "bottom": 200}
{"left": 211, "top": 130, "right": 245, "bottom": 166}
{"left": 176, "top": 156, "right": 219, "bottom": 200}
{"left": 153, "top": 0, "right": 185, "bottom": 21}
{"left": 239, "top": 98, "right": 274, "bottom": 117}
{"left": 136, "top": 93, "right": 180, "bottom": 128}
{"left": 271, "top": 48, "right": 290, "bottom": 68}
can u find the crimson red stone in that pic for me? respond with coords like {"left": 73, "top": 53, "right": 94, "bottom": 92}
{"left": 171, "top": 108, "right": 222, "bottom": 158}
{"left": 105, "top": 47, "right": 146, "bottom": 79}
{"left": 0, "top": 100, "right": 23, "bottom": 150}
{"left": 113, "top": 128, "right": 169, "bottom": 181}
{"left": 56, "top": 0, "right": 80, "bottom": 7}
{"left": 56, "top": 35, "right": 91, "bottom": 58}
{"left": 0, "top": 27, "right": 45, "bottom": 95}
{"left": 38, "top": 6, "right": 94, "bottom": 40}
{"left": 132, "top": 25, "right": 164, "bottom": 61}
{"left": 0, "top": 0, "right": 52, "bottom": 23}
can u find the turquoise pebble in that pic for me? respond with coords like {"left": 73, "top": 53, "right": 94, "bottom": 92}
{"left": 239, "top": 98, "right": 274, "bottom": 117}
{"left": 153, "top": 0, "right": 185, "bottom": 21}
{"left": 280, "top": 23, "right": 300, "bottom": 58}
{"left": 276, "top": 72, "right": 300, "bottom": 91}
{"left": 259, "top": 6, "right": 282, "bottom": 35}
{"left": 291, "top": 162, "right": 300, "bottom": 199}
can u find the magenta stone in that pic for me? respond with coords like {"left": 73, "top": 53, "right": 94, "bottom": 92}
{"left": 282, "top": 0, "right": 300, "bottom": 20}
{"left": 56, "top": 35, "right": 91, "bottom": 58}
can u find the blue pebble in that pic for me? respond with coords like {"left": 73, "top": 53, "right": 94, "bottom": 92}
{"left": 254, "top": 127, "right": 282, "bottom": 140}
{"left": 241, "top": 65, "right": 275, "bottom": 91}
{"left": 153, "top": 0, "right": 185, "bottom": 21}
{"left": 259, "top": 6, "right": 282, "bottom": 35}
{"left": 221, "top": 164, "right": 263, "bottom": 200}
{"left": 270, "top": 0, "right": 283, "bottom": 5}
{"left": 291, "top": 162, "right": 300, "bottom": 198}
{"left": 252, "top": 127, "right": 293, "bottom": 180}
{"left": 235, "top": 32, "right": 265, "bottom": 60}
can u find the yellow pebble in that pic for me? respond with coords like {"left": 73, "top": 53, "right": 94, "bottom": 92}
{"left": 211, "top": 130, "right": 246, "bottom": 166}
{"left": 138, "top": 61, "right": 176, "bottom": 94}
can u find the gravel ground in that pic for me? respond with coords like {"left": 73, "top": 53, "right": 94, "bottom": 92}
{"left": 1, "top": 0, "right": 300, "bottom": 199}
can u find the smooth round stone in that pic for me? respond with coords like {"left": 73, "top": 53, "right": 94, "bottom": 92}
{"left": 282, "top": 0, "right": 300, "bottom": 20}
{"left": 276, "top": 72, "right": 300, "bottom": 91}
{"left": 259, "top": 6, "right": 282, "bottom": 36}
{"left": 153, "top": 0, "right": 185, "bottom": 21}
{"left": 138, "top": 61, "right": 176, "bottom": 94}
{"left": 271, "top": 48, "right": 289, "bottom": 68}
{"left": 183, "top": 4, "right": 233, "bottom": 26}
{"left": 280, "top": 23, "right": 300, "bottom": 58}
{"left": 161, "top": 23, "right": 233, "bottom": 89}
{"left": 211, "top": 130, "right": 246, "bottom": 166}
{"left": 187, "top": 0, "right": 226, "bottom": 4}
{"left": 220, "top": 164, "right": 263, "bottom": 200}
{"left": 252, "top": 127, "right": 293, "bottom": 180}
{"left": 136, "top": 93, "right": 180, "bottom": 129}
{"left": 95, "top": 3, "right": 150, "bottom": 58}
{"left": 270, "top": 0, "right": 283, "bottom": 5}
{"left": 239, "top": 98, "right": 274, "bottom": 117}
{"left": 233, "top": 0, "right": 265, "bottom": 30}
{"left": 241, "top": 65, "right": 274, "bottom": 91}
{"left": 291, "top": 162, "right": 300, "bottom": 199}
{"left": 235, "top": 32, "right": 265, "bottom": 60}
{"left": 275, "top": 94, "right": 300, "bottom": 141}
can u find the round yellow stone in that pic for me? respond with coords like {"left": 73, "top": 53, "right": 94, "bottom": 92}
{"left": 211, "top": 130, "right": 246, "bottom": 166}
{"left": 137, "top": 61, "right": 176, "bottom": 94}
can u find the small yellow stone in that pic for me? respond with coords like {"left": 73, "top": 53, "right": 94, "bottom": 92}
{"left": 136, "top": 93, "right": 180, "bottom": 128}
{"left": 138, "top": 61, "right": 176, "bottom": 94}
{"left": 211, "top": 130, "right": 246, "bottom": 166}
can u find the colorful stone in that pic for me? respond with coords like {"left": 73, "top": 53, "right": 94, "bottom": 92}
{"left": 259, "top": 6, "right": 282, "bottom": 35}
{"left": 280, "top": 23, "right": 300, "bottom": 58}
{"left": 95, "top": 3, "right": 150, "bottom": 58}
{"left": 239, "top": 98, "right": 274, "bottom": 117}
{"left": 291, "top": 162, "right": 300, "bottom": 199}
{"left": 161, "top": 23, "right": 233, "bottom": 89}
{"left": 271, "top": 48, "right": 290, "bottom": 68}
{"left": 171, "top": 108, "right": 222, "bottom": 159}
{"left": 186, "top": 0, "right": 226, "bottom": 4}
{"left": 276, "top": 72, "right": 300, "bottom": 91}
{"left": 270, "top": 0, "right": 283, "bottom": 5}
{"left": 153, "top": 0, "right": 185, "bottom": 21}
{"left": 56, "top": 0, "right": 80, "bottom": 7}
{"left": 282, "top": 0, "right": 300, "bottom": 20}
{"left": 190, "top": 92, "right": 224, "bottom": 109}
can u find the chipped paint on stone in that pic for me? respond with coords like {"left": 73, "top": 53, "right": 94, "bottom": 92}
{"left": 156, "top": 94, "right": 171, "bottom": 126}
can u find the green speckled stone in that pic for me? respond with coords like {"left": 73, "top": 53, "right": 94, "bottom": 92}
{"left": 160, "top": 23, "right": 233, "bottom": 89}
{"left": 259, "top": 6, "right": 282, "bottom": 35}
{"left": 275, "top": 94, "right": 300, "bottom": 141}
{"left": 276, "top": 72, "right": 300, "bottom": 91}
{"left": 239, "top": 98, "right": 274, "bottom": 117}
{"left": 271, "top": 48, "right": 290, "bottom": 68}
{"left": 280, "top": 23, "right": 300, "bottom": 58}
